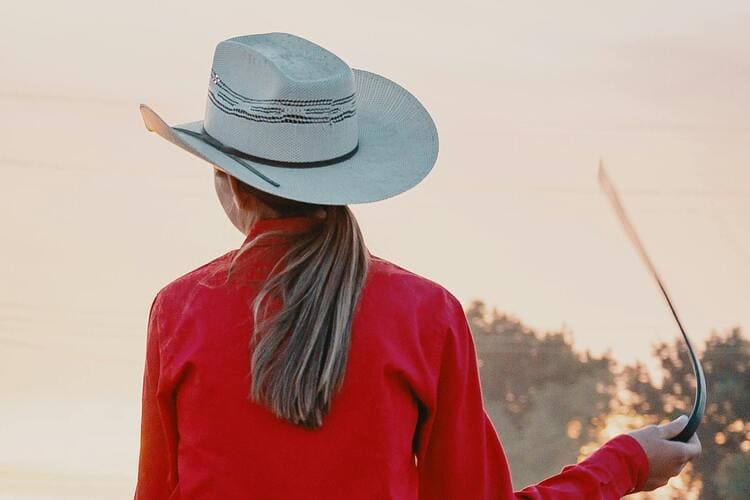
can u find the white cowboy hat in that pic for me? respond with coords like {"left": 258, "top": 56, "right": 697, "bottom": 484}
{"left": 139, "top": 32, "right": 439, "bottom": 205}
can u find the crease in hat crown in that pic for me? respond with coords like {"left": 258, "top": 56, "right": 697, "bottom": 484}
{"left": 204, "top": 32, "right": 359, "bottom": 163}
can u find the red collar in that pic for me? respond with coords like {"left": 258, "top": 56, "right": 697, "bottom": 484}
{"left": 242, "top": 214, "right": 324, "bottom": 248}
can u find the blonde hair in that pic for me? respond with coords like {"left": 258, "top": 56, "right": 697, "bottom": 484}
{"left": 225, "top": 181, "right": 370, "bottom": 429}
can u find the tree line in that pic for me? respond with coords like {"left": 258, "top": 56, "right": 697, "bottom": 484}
{"left": 466, "top": 300, "right": 750, "bottom": 499}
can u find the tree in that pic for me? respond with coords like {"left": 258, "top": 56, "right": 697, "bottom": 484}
{"left": 466, "top": 300, "right": 616, "bottom": 487}
{"left": 717, "top": 453, "right": 750, "bottom": 500}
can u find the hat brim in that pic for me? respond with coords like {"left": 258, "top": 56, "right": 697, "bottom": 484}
{"left": 139, "top": 69, "right": 438, "bottom": 205}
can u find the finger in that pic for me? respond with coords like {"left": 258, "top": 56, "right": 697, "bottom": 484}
{"left": 683, "top": 434, "right": 702, "bottom": 459}
{"left": 658, "top": 415, "right": 689, "bottom": 439}
{"left": 662, "top": 438, "right": 701, "bottom": 464}
{"left": 660, "top": 440, "right": 692, "bottom": 464}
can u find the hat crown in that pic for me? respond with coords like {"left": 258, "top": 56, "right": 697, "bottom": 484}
{"left": 203, "top": 32, "right": 359, "bottom": 163}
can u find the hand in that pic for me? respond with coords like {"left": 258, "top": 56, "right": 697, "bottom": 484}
{"left": 627, "top": 415, "right": 702, "bottom": 491}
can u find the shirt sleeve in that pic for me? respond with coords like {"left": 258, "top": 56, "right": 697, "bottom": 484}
{"left": 514, "top": 434, "right": 650, "bottom": 498}
{"left": 134, "top": 291, "right": 180, "bottom": 500}
{"left": 414, "top": 293, "right": 650, "bottom": 499}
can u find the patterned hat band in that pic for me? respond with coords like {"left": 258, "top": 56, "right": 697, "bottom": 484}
{"left": 202, "top": 68, "right": 360, "bottom": 163}
{"left": 209, "top": 69, "right": 357, "bottom": 124}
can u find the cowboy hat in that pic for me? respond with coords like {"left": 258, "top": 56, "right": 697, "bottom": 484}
{"left": 139, "top": 32, "right": 439, "bottom": 205}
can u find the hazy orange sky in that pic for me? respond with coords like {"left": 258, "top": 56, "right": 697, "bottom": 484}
{"left": 1, "top": 1, "right": 748, "bottom": 497}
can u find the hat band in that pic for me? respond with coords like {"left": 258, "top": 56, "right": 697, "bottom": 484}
{"left": 173, "top": 126, "right": 359, "bottom": 188}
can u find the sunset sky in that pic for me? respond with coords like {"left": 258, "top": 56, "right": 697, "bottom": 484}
{"left": 1, "top": 1, "right": 748, "bottom": 497}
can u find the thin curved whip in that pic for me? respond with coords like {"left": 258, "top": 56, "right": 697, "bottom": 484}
{"left": 597, "top": 162, "right": 706, "bottom": 442}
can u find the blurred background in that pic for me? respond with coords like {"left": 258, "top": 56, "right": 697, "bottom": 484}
{"left": 1, "top": 1, "right": 748, "bottom": 498}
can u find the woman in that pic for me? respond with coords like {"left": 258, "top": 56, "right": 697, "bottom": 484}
{"left": 135, "top": 32, "right": 700, "bottom": 499}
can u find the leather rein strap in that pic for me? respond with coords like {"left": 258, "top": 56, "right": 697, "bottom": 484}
{"left": 598, "top": 163, "right": 706, "bottom": 443}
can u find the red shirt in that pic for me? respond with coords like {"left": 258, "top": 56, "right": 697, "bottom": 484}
{"left": 135, "top": 214, "right": 649, "bottom": 499}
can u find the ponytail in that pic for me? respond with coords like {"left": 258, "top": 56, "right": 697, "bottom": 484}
{"left": 226, "top": 183, "right": 370, "bottom": 429}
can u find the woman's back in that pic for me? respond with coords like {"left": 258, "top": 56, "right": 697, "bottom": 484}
{"left": 136, "top": 215, "right": 520, "bottom": 499}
